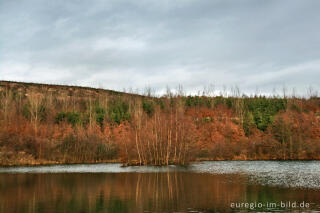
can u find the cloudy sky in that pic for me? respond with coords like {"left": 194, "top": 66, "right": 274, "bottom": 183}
{"left": 0, "top": 0, "right": 319, "bottom": 95}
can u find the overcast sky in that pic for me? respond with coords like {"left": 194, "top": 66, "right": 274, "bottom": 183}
{"left": 1, "top": 0, "right": 319, "bottom": 96}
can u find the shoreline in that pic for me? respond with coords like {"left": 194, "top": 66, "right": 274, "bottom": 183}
{"left": 1, "top": 158, "right": 320, "bottom": 168}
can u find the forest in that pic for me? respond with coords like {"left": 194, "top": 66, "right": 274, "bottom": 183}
{"left": 0, "top": 81, "right": 320, "bottom": 166}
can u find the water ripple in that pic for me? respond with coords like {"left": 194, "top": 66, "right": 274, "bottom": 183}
{"left": 1, "top": 161, "right": 320, "bottom": 189}
{"left": 190, "top": 161, "right": 320, "bottom": 189}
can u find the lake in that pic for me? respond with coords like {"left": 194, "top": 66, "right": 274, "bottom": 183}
{"left": 0, "top": 161, "right": 320, "bottom": 212}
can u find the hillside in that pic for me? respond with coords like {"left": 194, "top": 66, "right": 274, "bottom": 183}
{"left": 0, "top": 81, "right": 320, "bottom": 166}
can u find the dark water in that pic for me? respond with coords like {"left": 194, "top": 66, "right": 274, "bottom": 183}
{"left": 0, "top": 161, "right": 320, "bottom": 212}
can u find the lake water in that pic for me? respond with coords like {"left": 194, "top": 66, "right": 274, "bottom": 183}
{"left": 0, "top": 161, "right": 320, "bottom": 212}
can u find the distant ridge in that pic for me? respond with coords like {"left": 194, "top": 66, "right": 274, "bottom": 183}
{"left": 0, "top": 80, "right": 143, "bottom": 98}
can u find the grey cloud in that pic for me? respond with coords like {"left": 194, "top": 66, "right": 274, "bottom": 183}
{"left": 0, "top": 0, "right": 319, "bottom": 95}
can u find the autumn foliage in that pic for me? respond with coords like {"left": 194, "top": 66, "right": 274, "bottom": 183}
{"left": 0, "top": 81, "right": 320, "bottom": 166}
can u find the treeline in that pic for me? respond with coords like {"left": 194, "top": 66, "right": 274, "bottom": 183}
{"left": 0, "top": 81, "right": 320, "bottom": 166}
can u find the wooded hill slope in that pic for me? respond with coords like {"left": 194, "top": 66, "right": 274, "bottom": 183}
{"left": 0, "top": 81, "right": 320, "bottom": 166}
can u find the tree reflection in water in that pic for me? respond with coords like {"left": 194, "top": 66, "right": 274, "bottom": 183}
{"left": 0, "top": 172, "right": 319, "bottom": 212}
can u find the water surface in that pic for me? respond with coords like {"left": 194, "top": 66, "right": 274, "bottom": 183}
{"left": 0, "top": 161, "right": 319, "bottom": 212}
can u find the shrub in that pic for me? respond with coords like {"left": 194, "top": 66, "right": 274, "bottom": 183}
{"left": 108, "top": 100, "right": 131, "bottom": 124}
{"left": 66, "top": 112, "right": 81, "bottom": 126}
{"left": 95, "top": 106, "right": 106, "bottom": 127}
{"left": 142, "top": 100, "right": 155, "bottom": 116}
{"left": 243, "top": 111, "right": 255, "bottom": 136}
{"left": 55, "top": 111, "right": 81, "bottom": 126}
{"left": 55, "top": 112, "right": 66, "bottom": 123}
